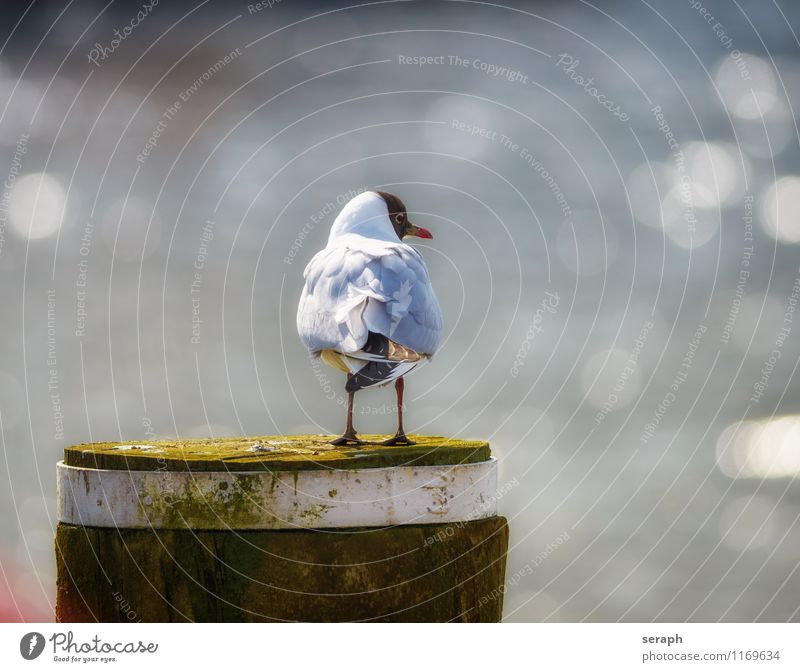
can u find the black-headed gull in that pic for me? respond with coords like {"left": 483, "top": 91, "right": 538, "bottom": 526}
{"left": 297, "top": 191, "right": 442, "bottom": 445}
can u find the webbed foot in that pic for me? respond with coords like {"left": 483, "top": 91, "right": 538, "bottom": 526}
{"left": 381, "top": 434, "right": 415, "bottom": 446}
{"left": 330, "top": 434, "right": 365, "bottom": 446}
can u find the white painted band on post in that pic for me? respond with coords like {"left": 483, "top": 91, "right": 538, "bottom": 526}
{"left": 57, "top": 458, "right": 498, "bottom": 530}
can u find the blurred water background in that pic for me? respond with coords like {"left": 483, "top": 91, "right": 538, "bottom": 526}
{"left": 1, "top": 0, "right": 799, "bottom": 621}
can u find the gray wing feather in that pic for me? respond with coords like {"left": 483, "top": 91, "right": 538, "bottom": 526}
{"left": 297, "top": 244, "right": 442, "bottom": 355}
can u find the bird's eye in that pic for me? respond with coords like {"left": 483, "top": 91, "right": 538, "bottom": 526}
{"left": 394, "top": 214, "right": 404, "bottom": 225}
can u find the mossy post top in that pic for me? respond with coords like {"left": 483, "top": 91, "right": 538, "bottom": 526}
{"left": 58, "top": 435, "right": 497, "bottom": 530}
{"left": 63, "top": 434, "right": 491, "bottom": 473}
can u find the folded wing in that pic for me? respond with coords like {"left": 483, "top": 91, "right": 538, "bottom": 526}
{"left": 297, "top": 241, "right": 443, "bottom": 359}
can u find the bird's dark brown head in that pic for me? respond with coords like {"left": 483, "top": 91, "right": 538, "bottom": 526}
{"left": 377, "top": 191, "right": 433, "bottom": 241}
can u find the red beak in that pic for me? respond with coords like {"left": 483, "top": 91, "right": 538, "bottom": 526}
{"left": 407, "top": 224, "right": 433, "bottom": 239}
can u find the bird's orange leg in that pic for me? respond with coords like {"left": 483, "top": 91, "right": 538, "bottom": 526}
{"left": 382, "top": 376, "right": 415, "bottom": 445}
{"left": 330, "top": 374, "right": 364, "bottom": 445}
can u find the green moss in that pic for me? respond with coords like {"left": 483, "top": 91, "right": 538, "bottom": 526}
{"left": 64, "top": 435, "right": 491, "bottom": 472}
{"left": 56, "top": 517, "right": 509, "bottom": 622}
{"left": 137, "top": 473, "right": 274, "bottom": 529}
{"left": 297, "top": 504, "right": 334, "bottom": 524}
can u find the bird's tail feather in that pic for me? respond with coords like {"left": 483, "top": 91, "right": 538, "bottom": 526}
{"left": 346, "top": 360, "right": 417, "bottom": 392}
{"left": 343, "top": 331, "right": 422, "bottom": 391}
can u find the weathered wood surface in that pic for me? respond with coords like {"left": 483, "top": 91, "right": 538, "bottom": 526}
{"left": 56, "top": 435, "right": 508, "bottom": 622}
{"left": 63, "top": 435, "right": 490, "bottom": 472}
{"left": 56, "top": 517, "right": 509, "bottom": 622}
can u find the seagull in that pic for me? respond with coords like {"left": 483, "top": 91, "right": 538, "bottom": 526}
{"left": 297, "top": 191, "right": 443, "bottom": 446}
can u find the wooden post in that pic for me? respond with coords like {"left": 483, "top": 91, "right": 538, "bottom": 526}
{"left": 55, "top": 435, "right": 508, "bottom": 622}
